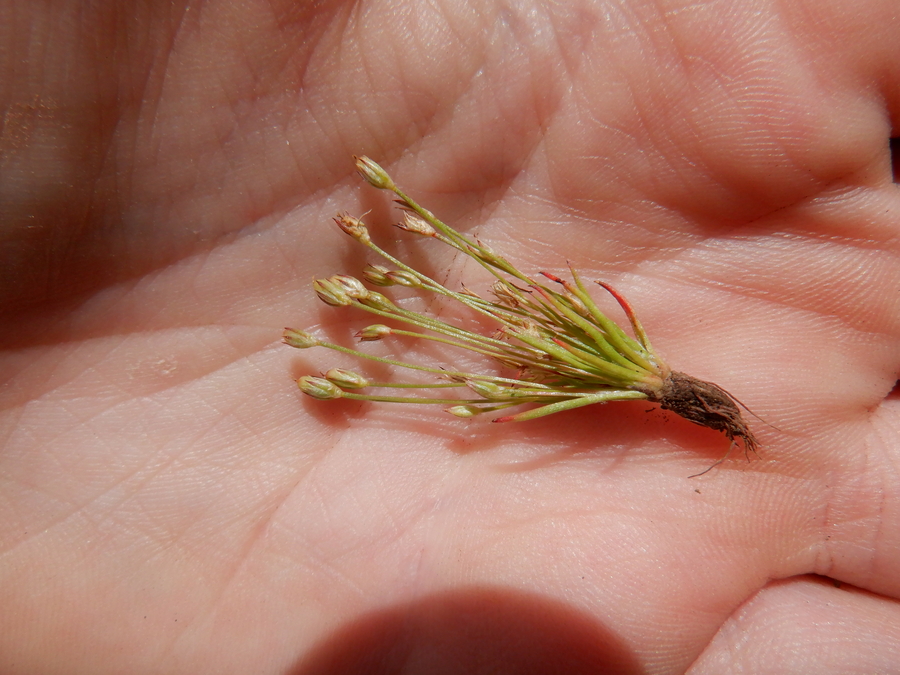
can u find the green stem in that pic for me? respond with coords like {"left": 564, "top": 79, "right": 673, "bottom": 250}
{"left": 494, "top": 390, "right": 648, "bottom": 422}
{"left": 530, "top": 284, "right": 648, "bottom": 374}
{"left": 340, "top": 392, "right": 489, "bottom": 405}
{"left": 569, "top": 268, "right": 657, "bottom": 372}
{"left": 365, "top": 381, "right": 467, "bottom": 389}
{"left": 312, "top": 339, "right": 553, "bottom": 388}
{"left": 508, "top": 330, "right": 641, "bottom": 387}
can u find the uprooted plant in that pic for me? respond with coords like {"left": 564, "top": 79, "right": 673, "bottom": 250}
{"left": 284, "top": 156, "right": 759, "bottom": 475}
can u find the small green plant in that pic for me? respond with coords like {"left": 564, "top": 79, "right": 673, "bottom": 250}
{"left": 285, "top": 156, "right": 759, "bottom": 474}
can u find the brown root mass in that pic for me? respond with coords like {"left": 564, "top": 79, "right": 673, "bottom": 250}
{"left": 652, "top": 371, "right": 759, "bottom": 463}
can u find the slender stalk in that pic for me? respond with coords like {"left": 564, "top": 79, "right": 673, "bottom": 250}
{"left": 286, "top": 156, "right": 760, "bottom": 473}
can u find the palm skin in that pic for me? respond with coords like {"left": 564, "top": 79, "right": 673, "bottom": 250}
{"left": 2, "top": 0, "right": 900, "bottom": 673}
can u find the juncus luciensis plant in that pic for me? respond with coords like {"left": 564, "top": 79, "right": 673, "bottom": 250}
{"left": 285, "top": 157, "right": 759, "bottom": 475}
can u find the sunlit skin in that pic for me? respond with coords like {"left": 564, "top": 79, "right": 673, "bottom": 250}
{"left": 2, "top": 1, "right": 900, "bottom": 673}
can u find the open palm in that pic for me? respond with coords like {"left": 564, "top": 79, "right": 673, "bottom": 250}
{"left": 2, "top": 1, "right": 899, "bottom": 673}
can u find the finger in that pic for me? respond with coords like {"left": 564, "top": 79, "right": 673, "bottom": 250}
{"left": 687, "top": 575, "right": 900, "bottom": 674}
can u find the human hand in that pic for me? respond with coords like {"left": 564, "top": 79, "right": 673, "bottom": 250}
{"left": 2, "top": 1, "right": 899, "bottom": 673}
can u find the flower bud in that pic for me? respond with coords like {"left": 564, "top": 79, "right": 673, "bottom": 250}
{"left": 385, "top": 270, "right": 421, "bottom": 287}
{"left": 283, "top": 328, "right": 319, "bottom": 349}
{"left": 362, "top": 264, "right": 392, "bottom": 286}
{"left": 465, "top": 379, "right": 511, "bottom": 401}
{"left": 356, "top": 324, "right": 392, "bottom": 341}
{"left": 357, "top": 291, "right": 395, "bottom": 310}
{"left": 354, "top": 156, "right": 395, "bottom": 190}
{"left": 445, "top": 405, "right": 483, "bottom": 418}
{"left": 333, "top": 213, "right": 371, "bottom": 244}
{"left": 313, "top": 278, "right": 351, "bottom": 306}
{"left": 491, "top": 281, "right": 521, "bottom": 307}
{"left": 503, "top": 321, "right": 542, "bottom": 340}
{"left": 395, "top": 212, "right": 436, "bottom": 237}
{"left": 324, "top": 368, "right": 369, "bottom": 389}
{"left": 330, "top": 274, "right": 369, "bottom": 300}
{"left": 297, "top": 376, "right": 343, "bottom": 400}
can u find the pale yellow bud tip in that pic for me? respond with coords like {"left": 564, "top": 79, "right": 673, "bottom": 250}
{"left": 385, "top": 270, "right": 421, "bottom": 287}
{"left": 313, "top": 278, "right": 352, "bottom": 307}
{"left": 324, "top": 368, "right": 369, "bottom": 389}
{"left": 354, "top": 155, "right": 395, "bottom": 190}
{"left": 283, "top": 328, "right": 318, "bottom": 349}
{"left": 445, "top": 405, "right": 483, "bottom": 418}
{"left": 356, "top": 324, "right": 393, "bottom": 341}
{"left": 396, "top": 212, "right": 436, "bottom": 237}
{"left": 362, "top": 264, "right": 392, "bottom": 286}
{"left": 333, "top": 213, "right": 371, "bottom": 244}
{"left": 465, "top": 379, "right": 510, "bottom": 400}
{"left": 297, "top": 376, "right": 343, "bottom": 400}
{"left": 329, "top": 274, "right": 369, "bottom": 300}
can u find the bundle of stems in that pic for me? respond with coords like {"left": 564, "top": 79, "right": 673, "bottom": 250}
{"left": 285, "top": 157, "right": 758, "bottom": 472}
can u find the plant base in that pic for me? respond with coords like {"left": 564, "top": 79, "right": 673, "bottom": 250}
{"left": 653, "top": 371, "right": 759, "bottom": 470}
